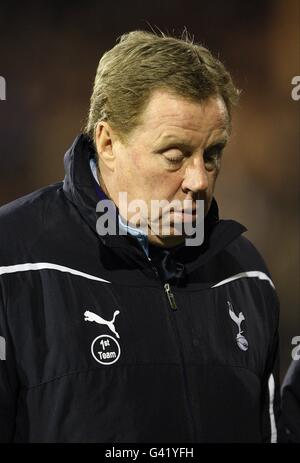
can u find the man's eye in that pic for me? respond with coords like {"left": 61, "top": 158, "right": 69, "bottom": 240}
{"left": 163, "top": 149, "right": 185, "bottom": 164}
{"left": 165, "top": 155, "right": 184, "bottom": 164}
{"left": 203, "top": 145, "right": 224, "bottom": 170}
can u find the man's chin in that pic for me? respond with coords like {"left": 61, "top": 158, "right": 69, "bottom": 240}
{"left": 147, "top": 232, "right": 186, "bottom": 248}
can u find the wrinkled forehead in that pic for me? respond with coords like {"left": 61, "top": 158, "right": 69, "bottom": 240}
{"left": 137, "top": 90, "right": 230, "bottom": 141}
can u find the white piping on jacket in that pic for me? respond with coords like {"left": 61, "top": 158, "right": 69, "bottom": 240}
{"left": 211, "top": 271, "right": 275, "bottom": 290}
{"left": 0, "top": 262, "right": 111, "bottom": 283}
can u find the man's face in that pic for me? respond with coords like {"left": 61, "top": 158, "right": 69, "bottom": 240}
{"left": 97, "top": 89, "right": 229, "bottom": 247}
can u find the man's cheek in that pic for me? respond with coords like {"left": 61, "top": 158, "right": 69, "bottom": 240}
{"left": 129, "top": 148, "right": 146, "bottom": 168}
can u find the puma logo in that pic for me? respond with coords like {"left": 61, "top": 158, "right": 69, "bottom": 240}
{"left": 84, "top": 310, "right": 120, "bottom": 338}
{"left": 227, "top": 301, "right": 248, "bottom": 351}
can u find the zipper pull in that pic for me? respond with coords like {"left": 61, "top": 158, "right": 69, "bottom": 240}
{"left": 164, "top": 283, "right": 177, "bottom": 310}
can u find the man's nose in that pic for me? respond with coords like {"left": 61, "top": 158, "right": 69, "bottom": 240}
{"left": 181, "top": 156, "right": 209, "bottom": 195}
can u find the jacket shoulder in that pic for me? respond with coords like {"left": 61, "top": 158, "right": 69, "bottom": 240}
{"left": 0, "top": 182, "right": 65, "bottom": 263}
{"left": 225, "top": 234, "right": 272, "bottom": 277}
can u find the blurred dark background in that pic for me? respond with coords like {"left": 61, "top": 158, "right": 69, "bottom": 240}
{"left": 0, "top": 0, "right": 299, "bottom": 380}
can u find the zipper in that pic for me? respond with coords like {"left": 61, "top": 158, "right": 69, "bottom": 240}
{"left": 146, "top": 256, "right": 177, "bottom": 311}
{"left": 164, "top": 283, "right": 177, "bottom": 310}
{"left": 146, "top": 254, "right": 197, "bottom": 440}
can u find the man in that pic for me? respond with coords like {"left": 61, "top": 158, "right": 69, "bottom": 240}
{"left": 0, "top": 30, "right": 280, "bottom": 442}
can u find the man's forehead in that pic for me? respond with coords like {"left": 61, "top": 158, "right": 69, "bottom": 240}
{"left": 139, "top": 90, "right": 229, "bottom": 137}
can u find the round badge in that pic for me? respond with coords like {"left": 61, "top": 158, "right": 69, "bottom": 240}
{"left": 91, "top": 334, "right": 121, "bottom": 365}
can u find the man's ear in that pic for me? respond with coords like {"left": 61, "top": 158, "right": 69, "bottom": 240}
{"left": 95, "top": 121, "right": 116, "bottom": 171}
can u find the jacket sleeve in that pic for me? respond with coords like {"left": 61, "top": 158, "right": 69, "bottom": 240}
{"left": 0, "top": 280, "right": 18, "bottom": 442}
{"left": 280, "top": 360, "right": 300, "bottom": 442}
{"left": 260, "top": 290, "right": 281, "bottom": 443}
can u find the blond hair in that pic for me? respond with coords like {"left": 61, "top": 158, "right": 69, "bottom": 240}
{"left": 84, "top": 30, "right": 240, "bottom": 143}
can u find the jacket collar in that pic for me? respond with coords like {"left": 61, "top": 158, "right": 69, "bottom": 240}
{"left": 63, "top": 134, "right": 247, "bottom": 276}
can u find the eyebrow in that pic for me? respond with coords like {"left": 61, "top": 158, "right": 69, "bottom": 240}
{"left": 205, "top": 140, "right": 228, "bottom": 151}
{"left": 154, "top": 134, "right": 228, "bottom": 151}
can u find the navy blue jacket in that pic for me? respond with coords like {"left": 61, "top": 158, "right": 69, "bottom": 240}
{"left": 0, "top": 135, "right": 280, "bottom": 442}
